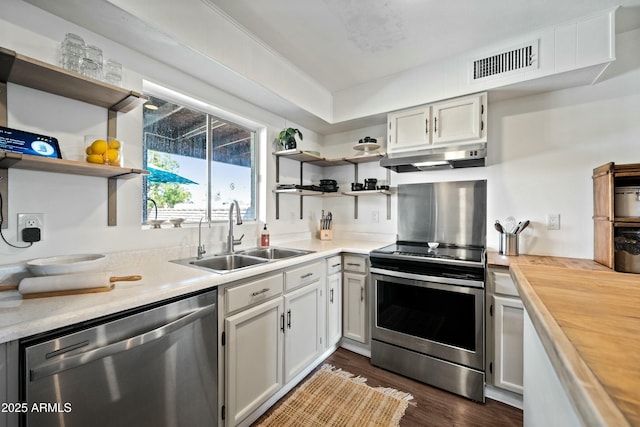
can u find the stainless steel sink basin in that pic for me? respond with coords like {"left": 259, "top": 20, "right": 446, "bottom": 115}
{"left": 172, "top": 247, "right": 312, "bottom": 274}
{"left": 240, "top": 247, "right": 312, "bottom": 260}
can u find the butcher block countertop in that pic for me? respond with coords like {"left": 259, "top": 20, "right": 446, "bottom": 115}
{"left": 501, "top": 252, "right": 639, "bottom": 427}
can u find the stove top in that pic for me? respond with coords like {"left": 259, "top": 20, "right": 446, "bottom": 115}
{"left": 371, "top": 242, "right": 485, "bottom": 264}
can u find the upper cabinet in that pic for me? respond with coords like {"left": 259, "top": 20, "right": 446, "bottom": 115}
{"left": 387, "top": 93, "right": 487, "bottom": 156}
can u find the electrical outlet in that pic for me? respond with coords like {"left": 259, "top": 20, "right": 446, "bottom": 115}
{"left": 17, "top": 213, "right": 44, "bottom": 242}
{"left": 547, "top": 213, "right": 560, "bottom": 230}
{"left": 371, "top": 210, "right": 380, "bottom": 223}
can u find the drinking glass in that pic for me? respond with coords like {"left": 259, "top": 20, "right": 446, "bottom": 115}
{"left": 61, "top": 33, "right": 85, "bottom": 73}
{"left": 80, "top": 58, "right": 103, "bottom": 81}
{"left": 104, "top": 59, "right": 123, "bottom": 87}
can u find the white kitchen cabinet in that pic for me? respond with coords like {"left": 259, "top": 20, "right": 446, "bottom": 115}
{"left": 488, "top": 267, "right": 524, "bottom": 395}
{"left": 342, "top": 255, "right": 369, "bottom": 344}
{"left": 386, "top": 93, "right": 487, "bottom": 155}
{"left": 225, "top": 297, "right": 284, "bottom": 426}
{"left": 326, "top": 256, "right": 343, "bottom": 348}
{"left": 387, "top": 105, "right": 431, "bottom": 155}
{"left": 223, "top": 261, "right": 324, "bottom": 426}
{"left": 431, "top": 93, "right": 486, "bottom": 145}
{"left": 283, "top": 281, "right": 322, "bottom": 383}
{"left": 493, "top": 295, "right": 524, "bottom": 394}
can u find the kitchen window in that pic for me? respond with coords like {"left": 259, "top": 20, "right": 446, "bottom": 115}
{"left": 142, "top": 93, "right": 257, "bottom": 224}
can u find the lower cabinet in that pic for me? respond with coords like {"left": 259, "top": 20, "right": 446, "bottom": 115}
{"left": 225, "top": 297, "right": 284, "bottom": 426}
{"left": 488, "top": 266, "right": 524, "bottom": 395}
{"left": 223, "top": 262, "right": 323, "bottom": 426}
{"left": 342, "top": 255, "right": 369, "bottom": 344}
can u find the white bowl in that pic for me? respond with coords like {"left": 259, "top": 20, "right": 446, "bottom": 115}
{"left": 27, "top": 254, "right": 107, "bottom": 276}
{"left": 428, "top": 242, "right": 439, "bottom": 249}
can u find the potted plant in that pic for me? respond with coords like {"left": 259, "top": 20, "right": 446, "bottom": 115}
{"left": 278, "top": 127, "right": 303, "bottom": 150}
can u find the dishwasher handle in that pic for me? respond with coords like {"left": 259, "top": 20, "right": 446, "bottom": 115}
{"left": 30, "top": 303, "right": 216, "bottom": 381}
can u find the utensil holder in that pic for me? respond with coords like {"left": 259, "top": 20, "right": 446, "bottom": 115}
{"left": 319, "top": 229, "right": 333, "bottom": 241}
{"left": 500, "top": 233, "right": 519, "bottom": 256}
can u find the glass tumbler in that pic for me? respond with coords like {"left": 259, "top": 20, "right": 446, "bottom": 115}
{"left": 80, "top": 58, "right": 103, "bottom": 81}
{"left": 61, "top": 33, "right": 85, "bottom": 73}
{"left": 104, "top": 59, "right": 123, "bottom": 87}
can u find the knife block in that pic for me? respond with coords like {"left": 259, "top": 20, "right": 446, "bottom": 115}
{"left": 319, "top": 221, "right": 333, "bottom": 241}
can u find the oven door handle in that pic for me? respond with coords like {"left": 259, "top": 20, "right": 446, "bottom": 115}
{"left": 29, "top": 304, "right": 217, "bottom": 381}
{"left": 370, "top": 267, "right": 484, "bottom": 288}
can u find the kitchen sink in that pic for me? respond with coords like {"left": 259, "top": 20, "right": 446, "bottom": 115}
{"left": 174, "top": 254, "right": 268, "bottom": 273}
{"left": 240, "top": 247, "right": 312, "bottom": 260}
{"left": 172, "top": 247, "right": 313, "bottom": 274}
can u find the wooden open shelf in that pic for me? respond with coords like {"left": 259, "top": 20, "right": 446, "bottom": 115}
{"left": 0, "top": 47, "right": 147, "bottom": 113}
{"left": 0, "top": 46, "right": 150, "bottom": 228}
{"left": 273, "top": 149, "right": 391, "bottom": 220}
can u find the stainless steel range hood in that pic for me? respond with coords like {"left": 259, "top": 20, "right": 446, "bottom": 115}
{"left": 380, "top": 143, "right": 486, "bottom": 172}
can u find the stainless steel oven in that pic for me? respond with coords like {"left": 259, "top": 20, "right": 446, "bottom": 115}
{"left": 370, "top": 180, "right": 486, "bottom": 402}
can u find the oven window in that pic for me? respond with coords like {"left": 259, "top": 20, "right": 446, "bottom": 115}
{"left": 376, "top": 280, "right": 476, "bottom": 351}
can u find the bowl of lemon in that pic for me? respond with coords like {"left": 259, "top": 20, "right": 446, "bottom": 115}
{"left": 85, "top": 136, "right": 123, "bottom": 166}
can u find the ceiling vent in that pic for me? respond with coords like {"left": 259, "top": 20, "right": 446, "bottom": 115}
{"left": 471, "top": 40, "right": 538, "bottom": 82}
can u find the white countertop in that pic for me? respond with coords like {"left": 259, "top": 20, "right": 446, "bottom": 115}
{"left": 0, "top": 239, "right": 389, "bottom": 344}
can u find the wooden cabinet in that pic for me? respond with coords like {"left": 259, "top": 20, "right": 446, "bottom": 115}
{"left": 342, "top": 255, "right": 369, "bottom": 344}
{"left": 386, "top": 93, "right": 487, "bottom": 156}
{"left": 326, "top": 256, "right": 343, "bottom": 348}
{"left": 487, "top": 267, "right": 524, "bottom": 396}
{"left": 592, "top": 162, "right": 640, "bottom": 269}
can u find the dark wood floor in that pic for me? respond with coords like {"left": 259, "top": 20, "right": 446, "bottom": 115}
{"left": 253, "top": 347, "right": 523, "bottom": 426}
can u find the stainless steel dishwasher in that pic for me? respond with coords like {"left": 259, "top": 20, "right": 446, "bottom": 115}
{"left": 21, "top": 289, "right": 217, "bottom": 427}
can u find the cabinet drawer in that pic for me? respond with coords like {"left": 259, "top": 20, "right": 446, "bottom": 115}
{"left": 326, "top": 256, "right": 342, "bottom": 275}
{"left": 285, "top": 262, "right": 323, "bottom": 292}
{"left": 343, "top": 255, "right": 367, "bottom": 273}
{"left": 492, "top": 270, "right": 519, "bottom": 297}
{"left": 225, "top": 274, "right": 283, "bottom": 313}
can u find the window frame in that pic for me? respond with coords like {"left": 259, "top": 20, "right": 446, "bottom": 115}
{"left": 142, "top": 81, "right": 265, "bottom": 225}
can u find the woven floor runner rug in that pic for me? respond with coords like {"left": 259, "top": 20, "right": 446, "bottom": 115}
{"left": 256, "top": 364, "right": 414, "bottom": 427}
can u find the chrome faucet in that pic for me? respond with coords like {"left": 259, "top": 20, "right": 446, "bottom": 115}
{"left": 227, "top": 200, "right": 244, "bottom": 253}
{"left": 197, "top": 216, "right": 210, "bottom": 259}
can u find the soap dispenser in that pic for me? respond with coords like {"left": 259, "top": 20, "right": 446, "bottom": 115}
{"left": 260, "top": 224, "right": 270, "bottom": 247}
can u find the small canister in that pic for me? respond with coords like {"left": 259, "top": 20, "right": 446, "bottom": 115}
{"left": 615, "top": 186, "right": 640, "bottom": 217}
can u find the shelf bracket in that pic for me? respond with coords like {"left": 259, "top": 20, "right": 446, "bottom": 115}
{"left": 0, "top": 81, "right": 7, "bottom": 127}
{"left": 108, "top": 177, "right": 117, "bottom": 226}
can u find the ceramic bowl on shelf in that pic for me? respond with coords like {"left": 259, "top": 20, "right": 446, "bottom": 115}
{"left": 148, "top": 219, "right": 166, "bottom": 229}
{"left": 26, "top": 254, "right": 107, "bottom": 276}
{"left": 428, "top": 242, "right": 439, "bottom": 249}
{"left": 169, "top": 218, "right": 185, "bottom": 228}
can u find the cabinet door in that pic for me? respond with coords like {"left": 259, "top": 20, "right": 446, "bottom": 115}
{"left": 387, "top": 106, "right": 431, "bottom": 154}
{"left": 343, "top": 272, "right": 367, "bottom": 343}
{"left": 225, "top": 298, "right": 284, "bottom": 426}
{"left": 327, "top": 272, "right": 342, "bottom": 347}
{"left": 284, "top": 282, "right": 321, "bottom": 383}
{"left": 493, "top": 295, "right": 524, "bottom": 395}
{"left": 432, "top": 94, "right": 484, "bottom": 145}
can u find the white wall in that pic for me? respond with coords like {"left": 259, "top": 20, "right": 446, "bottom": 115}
{"left": 320, "top": 28, "right": 640, "bottom": 258}
{"left": 0, "top": 0, "right": 321, "bottom": 265}
{"left": 0, "top": 0, "right": 638, "bottom": 266}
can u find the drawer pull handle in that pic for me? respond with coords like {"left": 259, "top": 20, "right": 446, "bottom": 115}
{"left": 287, "top": 309, "right": 292, "bottom": 329}
{"left": 330, "top": 288, "right": 334, "bottom": 303}
{"left": 347, "top": 263, "right": 361, "bottom": 267}
{"left": 281, "top": 313, "right": 285, "bottom": 332}
{"left": 331, "top": 263, "right": 341, "bottom": 268}
{"left": 300, "top": 272, "right": 313, "bottom": 279}
{"left": 361, "top": 287, "right": 364, "bottom": 301}
{"left": 251, "top": 288, "right": 270, "bottom": 297}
